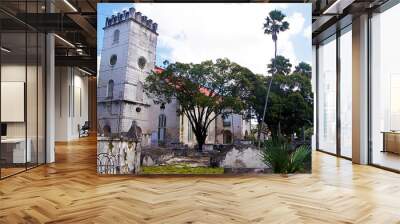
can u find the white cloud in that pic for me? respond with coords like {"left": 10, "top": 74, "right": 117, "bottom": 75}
{"left": 134, "top": 3, "right": 309, "bottom": 75}
{"left": 287, "top": 13, "right": 305, "bottom": 35}
{"left": 112, "top": 7, "right": 129, "bottom": 14}
{"left": 274, "top": 3, "right": 289, "bottom": 9}
{"left": 303, "top": 24, "right": 311, "bottom": 39}
{"left": 276, "top": 12, "right": 306, "bottom": 68}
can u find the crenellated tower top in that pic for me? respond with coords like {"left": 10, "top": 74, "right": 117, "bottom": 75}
{"left": 104, "top": 7, "right": 158, "bottom": 34}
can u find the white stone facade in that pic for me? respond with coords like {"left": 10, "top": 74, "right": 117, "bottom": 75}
{"left": 98, "top": 8, "right": 251, "bottom": 147}
{"left": 97, "top": 8, "right": 158, "bottom": 145}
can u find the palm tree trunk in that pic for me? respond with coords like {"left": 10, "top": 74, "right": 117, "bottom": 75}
{"left": 258, "top": 38, "right": 278, "bottom": 149}
{"left": 257, "top": 76, "right": 274, "bottom": 149}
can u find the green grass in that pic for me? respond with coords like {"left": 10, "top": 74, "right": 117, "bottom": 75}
{"left": 141, "top": 164, "right": 224, "bottom": 174}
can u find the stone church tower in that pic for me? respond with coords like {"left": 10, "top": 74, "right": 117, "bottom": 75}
{"left": 97, "top": 8, "right": 158, "bottom": 145}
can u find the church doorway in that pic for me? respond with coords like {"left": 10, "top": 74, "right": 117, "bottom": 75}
{"left": 223, "top": 130, "right": 233, "bottom": 144}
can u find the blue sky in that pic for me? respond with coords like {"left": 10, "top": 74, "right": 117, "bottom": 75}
{"left": 97, "top": 3, "right": 311, "bottom": 75}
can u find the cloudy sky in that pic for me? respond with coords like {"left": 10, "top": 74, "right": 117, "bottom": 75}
{"left": 97, "top": 3, "right": 311, "bottom": 75}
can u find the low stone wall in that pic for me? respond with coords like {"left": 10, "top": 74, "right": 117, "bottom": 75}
{"left": 98, "top": 139, "right": 269, "bottom": 174}
{"left": 220, "top": 147, "right": 267, "bottom": 169}
{"left": 141, "top": 148, "right": 175, "bottom": 166}
{"left": 210, "top": 145, "right": 268, "bottom": 170}
{"left": 97, "top": 137, "right": 141, "bottom": 174}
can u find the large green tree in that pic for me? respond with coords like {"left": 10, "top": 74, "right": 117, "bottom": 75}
{"left": 294, "top": 62, "right": 312, "bottom": 78}
{"left": 263, "top": 72, "right": 313, "bottom": 137}
{"left": 144, "top": 58, "right": 253, "bottom": 151}
{"left": 247, "top": 59, "right": 313, "bottom": 140}
{"left": 267, "top": 55, "right": 292, "bottom": 75}
{"left": 259, "top": 9, "right": 290, "bottom": 145}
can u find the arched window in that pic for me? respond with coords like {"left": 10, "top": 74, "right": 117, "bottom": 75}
{"left": 158, "top": 114, "right": 166, "bottom": 143}
{"left": 138, "top": 56, "right": 146, "bottom": 69}
{"left": 136, "top": 82, "right": 143, "bottom": 101}
{"left": 223, "top": 114, "right": 231, "bottom": 127}
{"left": 113, "top": 29, "right": 120, "bottom": 43}
{"left": 109, "top": 54, "right": 117, "bottom": 66}
{"left": 107, "top": 80, "right": 114, "bottom": 98}
{"left": 103, "top": 124, "right": 111, "bottom": 137}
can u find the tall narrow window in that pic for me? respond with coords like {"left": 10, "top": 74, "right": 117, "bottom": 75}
{"left": 107, "top": 80, "right": 114, "bottom": 98}
{"left": 317, "top": 35, "right": 337, "bottom": 154}
{"left": 340, "top": 27, "right": 352, "bottom": 158}
{"left": 113, "top": 29, "right": 120, "bottom": 43}
{"left": 188, "top": 121, "right": 193, "bottom": 141}
{"left": 158, "top": 114, "right": 166, "bottom": 143}
{"left": 136, "top": 82, "right": 143, "bottom": 101}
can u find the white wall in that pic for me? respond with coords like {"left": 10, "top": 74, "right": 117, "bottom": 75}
{"left": 1, "top": 65, "right": 41, "bottom": 137}
{"left": 1, "top": 65, "right": 26, "bottom": 139}
{"left": 55, "top": 67, "right": 89, "bottom": 141}
{"left": 1, "top": 63, "right": 46, "bottom": 164}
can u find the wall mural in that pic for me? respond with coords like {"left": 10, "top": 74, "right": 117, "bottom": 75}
{"left": 97, "top": 3, "right": 313, "bottom": 175}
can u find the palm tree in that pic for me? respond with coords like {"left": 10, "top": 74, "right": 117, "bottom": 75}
{"left": 264, "top": 10, "right": 289, "bottom": 58}
{"left": 258, "top": 10, "right": 289, "bottom": 147}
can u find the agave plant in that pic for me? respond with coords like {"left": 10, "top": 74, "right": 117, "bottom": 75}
{"left": 261, "top": 138, "right": 311, "bottom": 174}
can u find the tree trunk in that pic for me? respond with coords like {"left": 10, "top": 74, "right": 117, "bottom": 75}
{"left": 258, "top": 37, "right": 278, "bottom": 149}
{"left": 278, "top": 121, "right": 281, "bottom": 137}
{"left": 195, "top": 133, "right": 207, "bottom": 152}
{"left": 197, "top": 137, "right": 205, "bottom": 152}
{"left": 270, "top": 125, "right": 279, "bottom": 139}
{"left": 258, "top": 77, "right": 273, "bottom": 149}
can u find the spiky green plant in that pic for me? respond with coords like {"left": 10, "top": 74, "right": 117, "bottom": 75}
{"left": 262, "top": 139, "right": 311, "bottom": 174}
{"left": 262, "top": 139, "right": 289, "bottom": 173}
{"left": 108, "top": 141, "right": 114, "bottom": 154}
{"left": 287, "top": 145, "right": 311, "bottom": 173}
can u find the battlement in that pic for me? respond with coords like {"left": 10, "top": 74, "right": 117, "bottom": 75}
{"left": 104, "top": 7, "right": 158, "bottom": 33}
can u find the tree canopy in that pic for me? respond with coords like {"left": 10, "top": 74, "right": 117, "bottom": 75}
{"left": 144, "top": 58, "right": 253, "bottom": 150}
{"left": 144, "top": 57, "right": 313, "bottom": 146}
{"left": 263, "top": 10, "right": 290, "bottom": 43}
{"left": 246, "top": 60, "right": 313, "bottom": 139}
{"left": 294, "top": 62, "right": 312, "bottom": 78}
{"left": 267, "top": 55, "right": 292, "bottom": 76}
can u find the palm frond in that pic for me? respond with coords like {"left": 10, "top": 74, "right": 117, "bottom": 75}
{"left": 263, "top": 10, "right": 289, "bottom": 37}
{"left": 287, "top": 145, "right": 311, "bottom": 173}
{"left": 262, "top": 139, "right": 310, "bottom": 174}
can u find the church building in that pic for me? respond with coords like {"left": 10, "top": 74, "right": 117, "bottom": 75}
{"left": 97, "top": 8, "right": 251, "bottom": 147}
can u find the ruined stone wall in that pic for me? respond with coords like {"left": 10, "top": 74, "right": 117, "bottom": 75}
{"left": 97, "top": 137, "right": 142, "bottom": 174}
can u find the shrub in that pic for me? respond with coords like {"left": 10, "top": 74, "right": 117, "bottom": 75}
{"left": 261, "top": 138, "right": 311, "bottom": 174}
